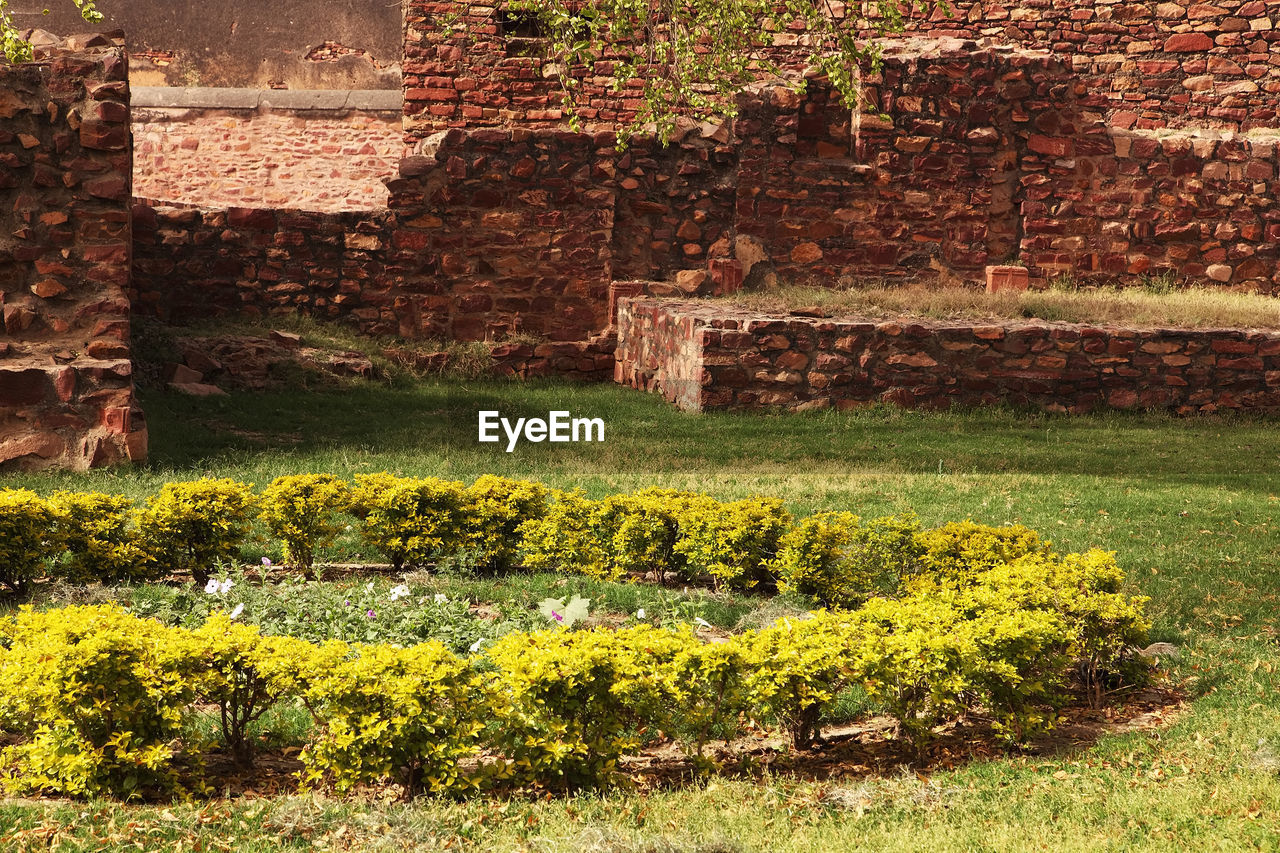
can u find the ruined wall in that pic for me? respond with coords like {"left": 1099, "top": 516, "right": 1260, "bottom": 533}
{"left": 0, "top": 35, "right": 146, "bottom": 470}
{"left": 11, "top": 0, "right": 401, "bottom": 90}
{"left": 897, "top": 0, "right": 1280, "bottom": 132}
{"left": 1020, "top": 125, "right": 1280, "bottom": 290}
{"left": 130, "top": 204, "right": 393, "bottom": 328}
{"left": 736, "top": 40, "right": 1068, "bottom": 285}
{"left": 132, "top": 123, "right": 735, "bottom": 344}
{"left": 132, "top": 90, "right": 404, "bottom": 212}
{"left": 617, "top": 298, "right": 1280, "bottom": 414}
{"left": 403, "top": 0, "right": 1280, "bottom": 136}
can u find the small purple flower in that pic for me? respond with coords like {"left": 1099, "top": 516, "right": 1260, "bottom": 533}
{"left": 367, "top": 609, "right": 376, "bottom": 619}
{"left": 552, "top": 610, "right": 564, "bottom": 623}
{"left": 344, "top": 600, "right": 350, "bottom": 606}
{"left": 262, "top": 557, "right": 272, "bottom": 567}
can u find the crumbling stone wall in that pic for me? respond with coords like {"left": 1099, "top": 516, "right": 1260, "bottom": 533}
{"left": 130, "top": 204, "right": 393, "bottom": 327}
{"left": 617, "top": 298, "right": 1280, "bottom": 414}
{"left": 134, "top": 123, "right": 736, "bottom": 343}
{"left": 403, "top": 0, "right": 1280, "bottom": 136}
{"left": 736, "top": 39, "right": 1068, "bottom": 285}
{"left": 898, "top": 0, "right": 1280, "bottom": 132}
{"left": 0, "top": 34, "right": 145, "bottom": 470}
{"left": 1021, "top": 125, "right": 1280, "bottom": 289}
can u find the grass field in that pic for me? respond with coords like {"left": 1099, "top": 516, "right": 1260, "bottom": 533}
{"left": 2, "top": 376, "right": 1279, "bottom": 851}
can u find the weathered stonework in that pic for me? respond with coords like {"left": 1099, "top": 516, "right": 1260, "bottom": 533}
{"left": 403, "top": 0, "right": 1280, "bottom": 136}
{"left": 133, "top": 123, "right": 735, "bottom": 343}
{"left": 617, "top": 298, "right": 1280, "bottom": 414}
{"left": 0, "top": 34, "right": 146, "bottom": 470}
{"left": 131, "top": 203, "right": 394, "bottom": 326}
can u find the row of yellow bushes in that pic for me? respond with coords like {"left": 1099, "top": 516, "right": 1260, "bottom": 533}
{"left": 0, "top": 476, "right": 1137, "bottom": 613}
{"left": 0, "top": 537, "right": 1149, "bottom": 799}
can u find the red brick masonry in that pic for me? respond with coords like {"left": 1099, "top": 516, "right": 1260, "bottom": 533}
{"left": 616, "top": 298, "right": 1280, "bottom": 414}
{"left": 0, "top": 34, "right": 146, "bottom": 470}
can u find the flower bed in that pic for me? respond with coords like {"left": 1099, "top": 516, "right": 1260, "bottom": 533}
{"left": 0, "top": 476, "right": 1151, "bottom": 800}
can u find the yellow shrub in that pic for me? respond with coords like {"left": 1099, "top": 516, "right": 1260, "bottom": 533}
{"left": 135, "top": 478, "right": 257, "bottom": 587}
{"left": 0, "top": 605, "right": 201, "bottom": 799}
{"left": 597, "top": 488, "right": 716, "bottom": 582}
{"left": 674, "top": 497, "right": 791, "bottom": 590}
{"left": 485, "top": 628, "right": 649, "bottom": 789}
{"left": 0, "top": 488, "right": 60, "bottom": 594}
{"left": 190, "top": 615, "right": 318, "bottom": 766}
{"left": 738, "top": 611, "right": 860, "bottom": 749}
{"left": 351, "top": 473, "right": 468, "bottom": 569}
{"left": 464, "top": 475, "right": 549, "bottom": 571}
{"left": 301, "top": 641, "right": 487, "bottom": 796}
{"left": 913, "top": 520, "right": 1051, "bottom": 588}
{"left": 773, "top": 512, "right": 923, "bottom": 607}
{"left": 517, "top": 489, "right": 613, "bottom": 578}
{"left": 50, "top": 491, "right": 150, "bottom": 584}
{"left": 258, "top": 474, "right": 352, "bottom": 574}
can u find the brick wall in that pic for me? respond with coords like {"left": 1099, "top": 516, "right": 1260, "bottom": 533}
{"left": 736, "top": 40, "right": 1070, "bottom": 285}
{"left": 898, "top": 0, "right": 1280, "bottom": 132}
{"left": 617, "top": 298, "right": 1280, "bottom": 414}
{"left": 0, "top": 34, "right": 146, "bottom": 470}
{"left": 1020, "top": 124, "right": 1280, "bottom": 289}
{"left": 132, "top": 122, "right": 736, "bottom": 345}
{"left": 130, "top": 204, "right": 395, "bottom": 330}
{"left": 133, "top": 104, "right": 404, "bottom": 212}
{"left": 404, "top": 0, "right": 1280, "bottom": 136}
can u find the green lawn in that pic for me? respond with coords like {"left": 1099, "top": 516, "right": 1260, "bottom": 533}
{"left": 2, "top": 377, "right": 1279, "bottom": 851}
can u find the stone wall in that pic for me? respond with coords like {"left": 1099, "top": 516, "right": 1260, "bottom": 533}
{"left": 897, "top": 0, "right": 1280, "bottom": 132}
{"left": 735, "top": 40, "right": 1068, "bottom": 285}
{"left": 1020, "top": 124, "right": 1280, "bottom": 290}
{"left": 132, "top": 89, "right": 404, "bottom": 212}
{"left": 403, "top": 0, "right": 1280, "bottom": 136}
{"left": 131, "top": 123, "right": 736, "bottom": 344}
{"left": 0, "top": 34, "right": 146, "bottom": 470}
{"left": 385, "top": 125, "right": 738, "bottom": 342}
{"left": 130, "top": 204, "right": 394, "bottom": 329}
{"left": 616, "top": 298, "right": 1280, "bottom": 414}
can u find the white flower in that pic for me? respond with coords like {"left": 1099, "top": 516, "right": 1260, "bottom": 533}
{"left": 635, "top": 608, "right": 646, "bottom": 620}
{"left": 469, "top": 638, "right": 485, "bottom": 653}
{"left": 204, "top": 578, "right": 220, "bottom": 595}
{"left": 218, "top": 579, "right": 234, "bottom": 595}
{"left": 434, "top": 593, "right": 449, "bottom": 604}
{"left": 389, "top": 584, "right": 411, "bottom": 601}
{"left": 694, "top": 617, "right": 712, "bottom": 628}
{"left": 366, "top": 581, "right": 375, "bottom": 592}
{"left": 229, "top": 603, "right": 244, "bottom": 620}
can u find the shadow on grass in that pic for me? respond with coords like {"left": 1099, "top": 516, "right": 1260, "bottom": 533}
{"left": 141, "top": 377, "right": 1280, "bottom": 489}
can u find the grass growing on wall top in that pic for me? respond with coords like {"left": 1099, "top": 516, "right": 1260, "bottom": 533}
{"left": 725, "top": 281, "right": 1280, "bottom": 330}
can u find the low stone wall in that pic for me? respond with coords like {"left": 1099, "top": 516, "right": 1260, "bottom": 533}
{"left": 132, "top": 89, "right": 405, "bottom": 212}
{"left": 616, "top": 298, "right": 1280, "bottom": 415}
{"left": 0, "top": 34, "right": 146, "bottom": 470}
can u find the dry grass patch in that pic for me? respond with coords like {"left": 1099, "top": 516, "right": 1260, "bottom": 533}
{"left": 724, "top": 282, "right": 1280, "bottom": 330}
